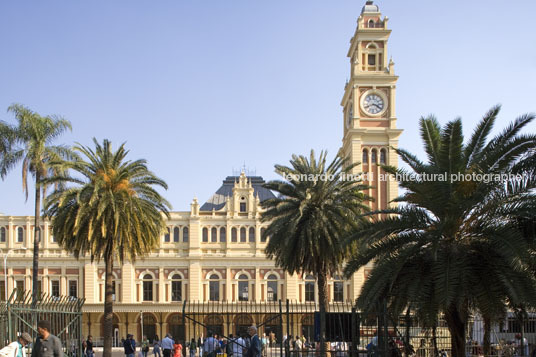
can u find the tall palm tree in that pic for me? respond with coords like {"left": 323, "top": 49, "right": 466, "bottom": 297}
{"left": 261, "top": 150, "right": 369, "bottom": 354}
{"left": 344, "top": 106, "right": 536, "bottom": 357}
{"left": 0, "top": 103, "right": 72, "bottom": 304}
{"left": 44, "top": 139, "right": 171, "bottom": 357}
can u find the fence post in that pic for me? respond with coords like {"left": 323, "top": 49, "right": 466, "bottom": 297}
{"left": 279, "top": 300, "right": 283, "bottom": 357}
{"left": 285, "top": 300, "right": 290, "bottom": 357}
{"left": 320, "top": 302, "right": 326, "bottom": 357}
{"left": 351, "top": 307, "right": 358, "bottom": 357}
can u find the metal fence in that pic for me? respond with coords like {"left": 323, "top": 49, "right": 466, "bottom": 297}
{"left": 0, "top": 290, "right": 85, "bottom": 357}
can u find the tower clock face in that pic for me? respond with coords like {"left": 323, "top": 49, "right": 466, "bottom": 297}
{"left": 363, "top": 94, "right": 385, "bottom": 115}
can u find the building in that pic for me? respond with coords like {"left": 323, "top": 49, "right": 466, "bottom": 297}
{"left": 0, "top": 0, "right": 401, "bottom": 345}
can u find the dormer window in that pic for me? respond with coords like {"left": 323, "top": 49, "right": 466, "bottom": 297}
{"left": 368, "top": 54, "right": 376, "bottom": 66}
{"left": 239, "top": 196, "right": 247, "bottom": 212}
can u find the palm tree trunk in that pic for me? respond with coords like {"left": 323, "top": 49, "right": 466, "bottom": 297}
{"left": 32, "top": 172, "right": 41, "bottom": 305}
{"left": 103, "top": 251, "right": 115, "bottom": 357}
{"left": 483, "top": 315, "right": 491, "bottom": 357}
{"left": 317, "top": 270, "right": 329, "bottom": 357}
{"left": 444, "top": 304, "right": 467, "bottom": 357}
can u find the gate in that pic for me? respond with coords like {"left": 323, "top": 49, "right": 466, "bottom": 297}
{"left": 0, "top": 290, "right": 85, "bottom": 357}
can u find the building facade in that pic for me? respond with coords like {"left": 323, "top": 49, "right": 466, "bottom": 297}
{"left": 0, "top": 0, "right": 400, "bottom": 345}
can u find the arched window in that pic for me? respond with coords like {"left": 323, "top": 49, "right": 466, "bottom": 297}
{"left": 260, "top": 228, "right": 267, "bottom": 243}
{"left": 362, "top": 149, "right": 369, "bottom": 164}
{"left": 380, "top": 149, "right": 387, "bottom": 164}
{"left": 17, "top": 227, "right": 24, "bottom": 243}
{"left": 249, "top": 227, "right": 255, "bottom": 243}
{"left": 209, "top": 274, "right": 220, "bottom": 301}
{"left": 211, "top": 227, "right": 217, "bottom": 242}
{"left": 183, "top": 227, "right": 189, "bottom": 242}
{"left": 267, "top": 274, "right": 278, "bottom": 302}
{"left": 171, "top": 274, "right": 182, "bottom": 301}
{"left": 231, "top": 227, "right": 238, "bottom": 242}
{"left": 238, "top": 274, "right": 249, "bottom": 301}
{"left": 333, "top": 275, "right": 344, "bottom": 302}
{"left": 0, "top": 227, "right": 6, "bottom": 243}
{"left": 368, "top": 19, "right": 375, "bottom": 28}
{"left": 164, "top": 227, "right": 170, "bottom": 243}
{"left": 202, "top": 227, "right": 209, "bottom": 242}
{"left": 371, "top": 149, "right": 377, "bottom": 164}
{"left": 305, "top": 275, "right": 315, "bottom": 302}
{"left": 240, "top": 227, "right": 246, "bottom": 243}
{"left": 220, "top": 227, "right": 226, "bottom": 242}
{"left": 173, "top": 227, "right": 180, "bottom": 242}
{"left": 143, "top": 275, "right": 153, "bottom": 301}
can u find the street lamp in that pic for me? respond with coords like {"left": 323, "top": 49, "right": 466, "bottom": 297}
{"left": 1, "top": 247, "right": 28, "bottom": 302}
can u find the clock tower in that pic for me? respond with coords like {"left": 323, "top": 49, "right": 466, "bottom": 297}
{"left": 341, "top": 1, "right": 402, "bottom": 213}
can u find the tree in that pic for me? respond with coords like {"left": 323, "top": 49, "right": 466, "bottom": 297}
{"left": 261, "top": 150, "right": 369, "bottom": 355}
{"left": 44, "top": 139, "right": 171, "bottom": 357}
{"left": 344, "top": 106, "right": 536, "bottom": 357}
{"left": 0, "top": 103, "right": 72, "bottom": 304}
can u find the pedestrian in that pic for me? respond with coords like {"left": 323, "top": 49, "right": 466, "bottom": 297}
{"left": 153, "top": 336, "right": 162, "bottom": 357}
{"left": 124, "top": 334, "right": 136, "bottom": 357}
{"left": 197, "top": 338, "right": 202, "bottom": 357}
{"left": 173, "top": 340, "right": 182, "bottom": 357}
{"left": 189, "top": 339, "right": 197, "bottom": 357}
{"left": 162, "top": 334, "right": 175, "bottom": 357}
{"left": 245, "top": 326, "right": 261, "bottom": 357}
{"left": 203, "top": 331, "right": 219, "bottom": 357}
{"left": 0, "top": 332, "right": 32, "bottom": 357}
{"left": 31, "top": 320, "right": 64, "bottom": 357}
{"left": 85, "top": 336, "right": 94, "bottom": 357}
{"left": 231, "top": 335, "right": 245, "bottom": 357}
{"left": 142, "top": 336, "right": 151, "bottom": 357}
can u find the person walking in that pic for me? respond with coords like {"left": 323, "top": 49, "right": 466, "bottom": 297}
{"left": 245, "top": 326, "right": 261, "bottom": 357}
{"left": 124, "top": 335, "right": 136, "bottom": 357}
{"left": 84, "top": 336, "right": 94, "bottom": 357}
{"left": 0, "top": 332, "right": 32, "bottom": 357}
{"left": 203, "top": 332, "right": 219, "bottom": 357}
{"left": 142, "top": 336, "right": 150, "bottom": 357}
{"left": 231, "top": 335, "right": 245, "bottom": 357}
{"left": 189, "top": 339, "right": 197, "bottom": 357}
{"left": 153, "top": 336, "right": 162, "bottom": 357}
{"left": 162, "top": 334, "right": 174, "bottom": 357}
{"left": 173, "top": 340, "right": 182, "bottom": 357}
{"left": 31, "top": 321, "right": 63, "bottom": 357}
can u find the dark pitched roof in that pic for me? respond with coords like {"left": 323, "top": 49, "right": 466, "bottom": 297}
{"left": 200, "top": 176, "right": 275, "bottom": 211}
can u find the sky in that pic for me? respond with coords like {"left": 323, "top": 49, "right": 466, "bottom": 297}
{"left": 1, "top": 0, "right": 535, "bottom": 215}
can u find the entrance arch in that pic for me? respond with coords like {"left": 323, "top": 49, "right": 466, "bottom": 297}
{"left": 138, "top": 313, "right": 157, "bottom": 342}
{"left": 204, "top": 315, "right": 223, "bottom": 338}
{"left": 263, "top": 314, "right": 282, "bottom": 345}
{"left": 234, "top": 314, "right": 253, "bottom": 338}
{"left": 167, "top": 314, "right": 185, "bottom": 343}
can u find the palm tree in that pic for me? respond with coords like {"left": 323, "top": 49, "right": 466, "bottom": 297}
{"left": 344, "top": 106, "right": 536, "bottom": 357}
{"left": 0, "top": 103, "right": 72, "bottom": 303}
{"left": 261, "top": 150, "right": 369, "bottom": 354}
{"left": 44, "top": 139, "right": 171, "bottom": 357}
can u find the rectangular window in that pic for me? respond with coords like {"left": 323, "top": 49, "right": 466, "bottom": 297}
{"left": 143, "top": 281, "right": 153, "bottom": 301}
{"left": 334, "top": 282, "right": 344, "bottom": 302}
{"left": 15, "top": 280, "right": 24, "bottom": 299}
{"left": 305, "top": 282, "right": 315, "bottom": 302}
{"left": 112, "top": 281, "right": 116, "bottom": 302}
{"left": 164, "top": 228, "right": 170, "bottom": 243}
{"left": 240, "top": 202, "right": 246, "bottom": 212}
{"left": 368, "top": 54, "right": 376, "bottom": 66}
{"left": 0, "top": 282, "right": 5, "bottom": 301}
{"left": 37, "top": 280, "right": 42, "bottom": 296}
{"left": 17, "top": 228, "right": 24, "bottom": 243}
{"left": 209, "top": 281, "right": 219, "bottom": 301}
{"left": 69, "top": 280, "right": 77, "bottom": 298}
{"left": 172, "top": 281, "right": 182, "bottom": 301}
{"left": 0, "top": 227, "right": 6, "bottom": 242}
{"left": 51, "top": 280, "right": 60, "bottom": 297}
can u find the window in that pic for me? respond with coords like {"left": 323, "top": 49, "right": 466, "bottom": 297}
{"left": 174, "top": 227, "right": 180, "bottom": 242}
{"left": 231, "top": 228, "right": 237, "bottom": 242}
{"left": 305, "top": 275, "right": 315, "bottom": 302}
{"left": 267, "top": 274, "right": 278, "bottom": 302}
{"left": 240, "top": 202, "right": 246, "bottom": 212}
{"left": 238, "top": 274, "right": 249, "bottom": 301}
{"left": 37, "top": 280, "right": 42, "bottom": 297}
{"left": 164, "top": 228, "right": 170, "bottom": 243}
{"left": 49, "top": 227, "right": 56, "bottom": 243}
{"left": 220, "top": 227, "right": 226, "bottom": 242}
{"left": 51, "top": 281, "right": 60, "bottom": 297}
{"left": 171, "top": 274, "right": 182, "bottom": 301}
{"left": 371, "top": 149, "right": 377, "bottom": 164}
{"left": 380, "top": 149, "right": 387, "bottom": 164}
{"left": 202, "top": 228, "right": 209, "bottom": 242}
{"left": 260, "top": 228, "right": 267, "bottom": 243}
{"left": 362, "top": 150, "right": 369, "bottom": 164}
{"left": 240, "top": 228, "right": 246, "bottom": 243}
{"left": 368, "top": 54, "right": 376, "bottom": 66}
{"left": 112, "top": 280, "right": 116, "bottom": 301}
{"left": 69, "top": 281, "right": 77, "bottom": 298}
{"left": 249, "top": 227, "right": 255, "bottom": 242}
{"left": 211, "top": 227, "right": 217, "bottom": 242}
{"left": 0, "top": 282, "right": 5, "bottom": 301}
{"left": 143, "top": 276, "right": 153, "bottom": 301}
{"left": 209, "top": 274, "right": 219, "bottom": 301}
{"left": 183, "top": 227, "right": 189, "bottom": 242}
{"left": 0, "top": 227, "right": 5, "bottom": 242}
{"left": 15, "top": 281, "right": 24, "bottom": 299}
{"left": 368, "top": 19, "right": 375, "bottom": 28}
{"left": 17, "top": 227, "right": 24, "bottom": 243}
{"left": 334, "top": 282, "right": 344, "bottom": 302}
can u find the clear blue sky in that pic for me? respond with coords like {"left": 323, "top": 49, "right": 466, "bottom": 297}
{"left": 1, "top": 0, "right": 535, "bottom": 215}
